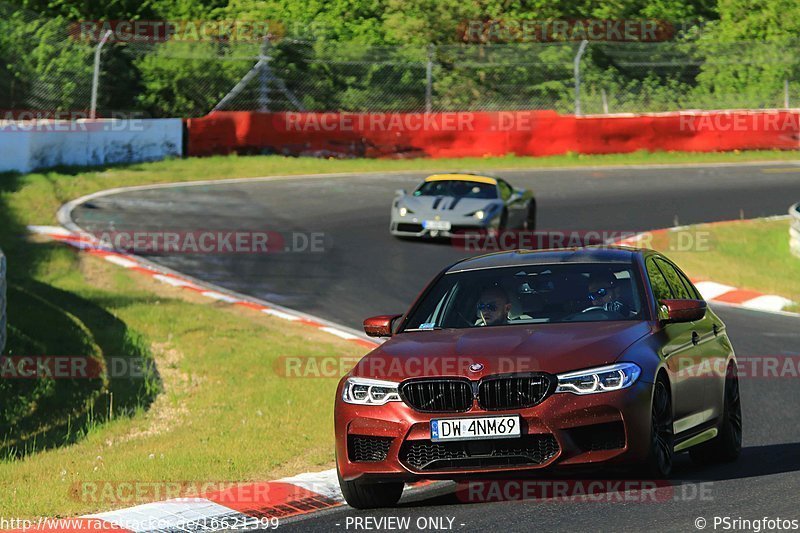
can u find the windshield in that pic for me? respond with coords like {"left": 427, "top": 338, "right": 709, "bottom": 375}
{"left": 414, "top": 180, "right": 498, "bottom": 199}
{"left": 403, "top": 263, "right": 645, "bottom": 331}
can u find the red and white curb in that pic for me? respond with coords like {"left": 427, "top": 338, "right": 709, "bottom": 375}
{"left": 615, "top": 223, "right": 795, "bottom": 314}
{"left": 7, "top": 471, "right": 345, "bottom": 532}
{"left": 27, "top": 226, "right": 380, "bottom": 351}
{"left": 84, "top": 470, "right": 345, "bottom": 532}
{"left": 690, "top": 280, "right": 793, "bottom": 312}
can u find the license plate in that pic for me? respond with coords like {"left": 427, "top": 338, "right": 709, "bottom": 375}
{"left": 430, "top": 415, "right": 520, "bottom": 442}
{"left": 423, "top": 220, "right": 451, "bottom": 231}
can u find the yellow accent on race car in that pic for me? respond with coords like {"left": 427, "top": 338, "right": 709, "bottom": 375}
{"left": 424, "top": 174, "right": 498, "bottom": 185}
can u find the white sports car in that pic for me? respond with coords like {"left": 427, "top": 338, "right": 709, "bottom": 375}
{"left": 390, "top": 173, "right": 536, "bottom": 238}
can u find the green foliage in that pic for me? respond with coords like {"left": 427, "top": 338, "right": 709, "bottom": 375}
{"left": 0, "top": 10, "right": 93, "bottom": 110}
{"left": 134, "top": 42, "right": 253, "bottom": 117}
{"left": 3, "top": 0, "right": 800, "bottom": 115}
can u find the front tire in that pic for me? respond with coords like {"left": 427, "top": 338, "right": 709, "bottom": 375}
{"left": 524, "top": 198, "right": 537, "bottom": 231}
{"left": 499, "top": 208, "right": 508, "bottom": 230}
{"left": 645, "top": 377, "right": 675, "bottom": 478}
{"left": 690, "top": 363, "right": 742, "bottom": 465}
{"left": 337, "top": 467, "right": 404, "bottom": 509}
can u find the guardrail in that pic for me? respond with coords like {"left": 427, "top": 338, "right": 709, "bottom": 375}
{"left": 186, "top": 109, "right": 800, "bottom": 158}
{"left": 791, "top": 202, "right": 800, "bottom": 259}
{"left": 0, "top": 118, "right": 183, "bottom": 173}
{"left": 0, "top": 247, "right": 5, "bottom": 354}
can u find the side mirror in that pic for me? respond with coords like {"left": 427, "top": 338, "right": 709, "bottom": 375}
{"left": 363, "top": 314, "right": 403, "bottom": 337}
{"left": 659, "top": 299, "right": 707, "bottom": 323}
{"left": 394, "top": 189, "right": 406, "bottom": 197}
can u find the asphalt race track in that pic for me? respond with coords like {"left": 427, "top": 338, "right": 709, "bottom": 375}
{"left": 71, "top": 162, "right": 800, "bottom": 532}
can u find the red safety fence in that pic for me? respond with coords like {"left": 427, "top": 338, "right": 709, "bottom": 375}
{"left": 185, "top": 110, "right": 800, "bottom": 158}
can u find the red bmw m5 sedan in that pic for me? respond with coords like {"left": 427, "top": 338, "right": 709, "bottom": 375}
{"left": 335, "top": 246, "right": 742, "bottom": 508}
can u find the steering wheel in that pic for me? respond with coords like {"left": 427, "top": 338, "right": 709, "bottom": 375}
{"left": 562, "top": 306, "right": 624, "bottom": 322}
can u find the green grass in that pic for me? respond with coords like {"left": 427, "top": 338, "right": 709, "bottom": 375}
{"left": 649, "top": 218, "right": 800, "bottom": 312}
{"left": 0, "top": 167, "right": 367, "bottom": 517}
{"left": 1, "top": 150, "right": 798, "bottom": 516}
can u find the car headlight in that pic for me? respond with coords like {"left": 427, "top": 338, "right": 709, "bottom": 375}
{"left": 467, "top": 205, "right": 496, "bottom": 220}
{"left": 342, "top": 377, "right": 402, "bottom": 405}
{"left": 555, "top": 363, "right": 641, "bottom": 395}
{"left": 399, "top": 206, "right": 408, "bottom": 217}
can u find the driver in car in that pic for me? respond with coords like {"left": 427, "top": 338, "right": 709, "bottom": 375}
{"left": 586, "top": 272, "right": 632, "bottom": 316}
{"left": 476, "top": 286, "right": 512, "bottom": 326}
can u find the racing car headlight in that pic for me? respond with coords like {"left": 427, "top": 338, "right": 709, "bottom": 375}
{"left": 467, "top": 205, "right": 497, "bottom": 220}
{"left": 555, "top": 363, "right": 641, "bottom": 395}
{"left": 342, "top": 377, "right": 402, "bottom": 405}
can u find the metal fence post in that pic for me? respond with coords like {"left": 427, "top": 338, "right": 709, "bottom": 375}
{"left": 785, "top": 79, "right": 790, "bottom": 109}
{"left": 259, "top": 40, "right": 271, "bottom": 112}
{"left": 425, "top": 45, "right": 434, "bottom": 113}
{"left": 0, "top": 247, "right": 6, "bottom": 355}
{"left": 574, "top": 40, "right": 589, "bottom": 116}
{"left": 90, "top": 29, "right": 112, "bottom": 120}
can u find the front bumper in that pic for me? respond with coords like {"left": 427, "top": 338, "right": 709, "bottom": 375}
{"left": 335, "top": 380, "right": 653, "bottom": 482}
{"left": 389, "top": 216, "right": 495, "bottom": 238}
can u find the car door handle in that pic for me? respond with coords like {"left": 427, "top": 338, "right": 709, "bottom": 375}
{"left": 691, "top": 331, "right": 700, "bottom": 345}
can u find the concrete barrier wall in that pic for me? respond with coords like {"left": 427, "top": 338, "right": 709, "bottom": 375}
{"left": 0, "top": 119, "right": 183, "bottom": 173}
{"left": 0, "top": 247, "right": 5, "bottom": 355}
{"left": 186, "top": 109, "right": 800, "bottom": 158}
{"left": 791, "top": 202, "right": 800, "bottom": 259}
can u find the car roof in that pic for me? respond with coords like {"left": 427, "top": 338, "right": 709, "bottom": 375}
{"left": 446, "top": 245, "right": 647, "bottom": 273}
{"left": 424, "top": 173, "right": 498, "bottom": 185}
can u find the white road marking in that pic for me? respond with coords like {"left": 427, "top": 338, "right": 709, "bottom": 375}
{"left": 104, "top": 255, "right": 139, "bottom": 269}
{"left": 153, "top": 274, "right": 199, "bottom": 288}
{"left": 88, "top": 499, "right": 245, "bottom": 533}
{"left": 278, "top": 469, "right": 344, "bottom": 502}
{"left": 200, "top": 291, "right": 240, "bottom": 303}
{"left": 262, "top": 308, "right": 300, "bottom": 321}
{"left": 740, "top": 295, "right": 795, "bottom": 312}
{"left": 319, "top": 327, "right": 359, "bottom": 340}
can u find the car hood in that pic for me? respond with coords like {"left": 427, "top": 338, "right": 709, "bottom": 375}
{"left": 351, "top": 321, "right": 651, "bottom": 381}
{"left": 399, "top": 195, "right": 500, "bottom": 216}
